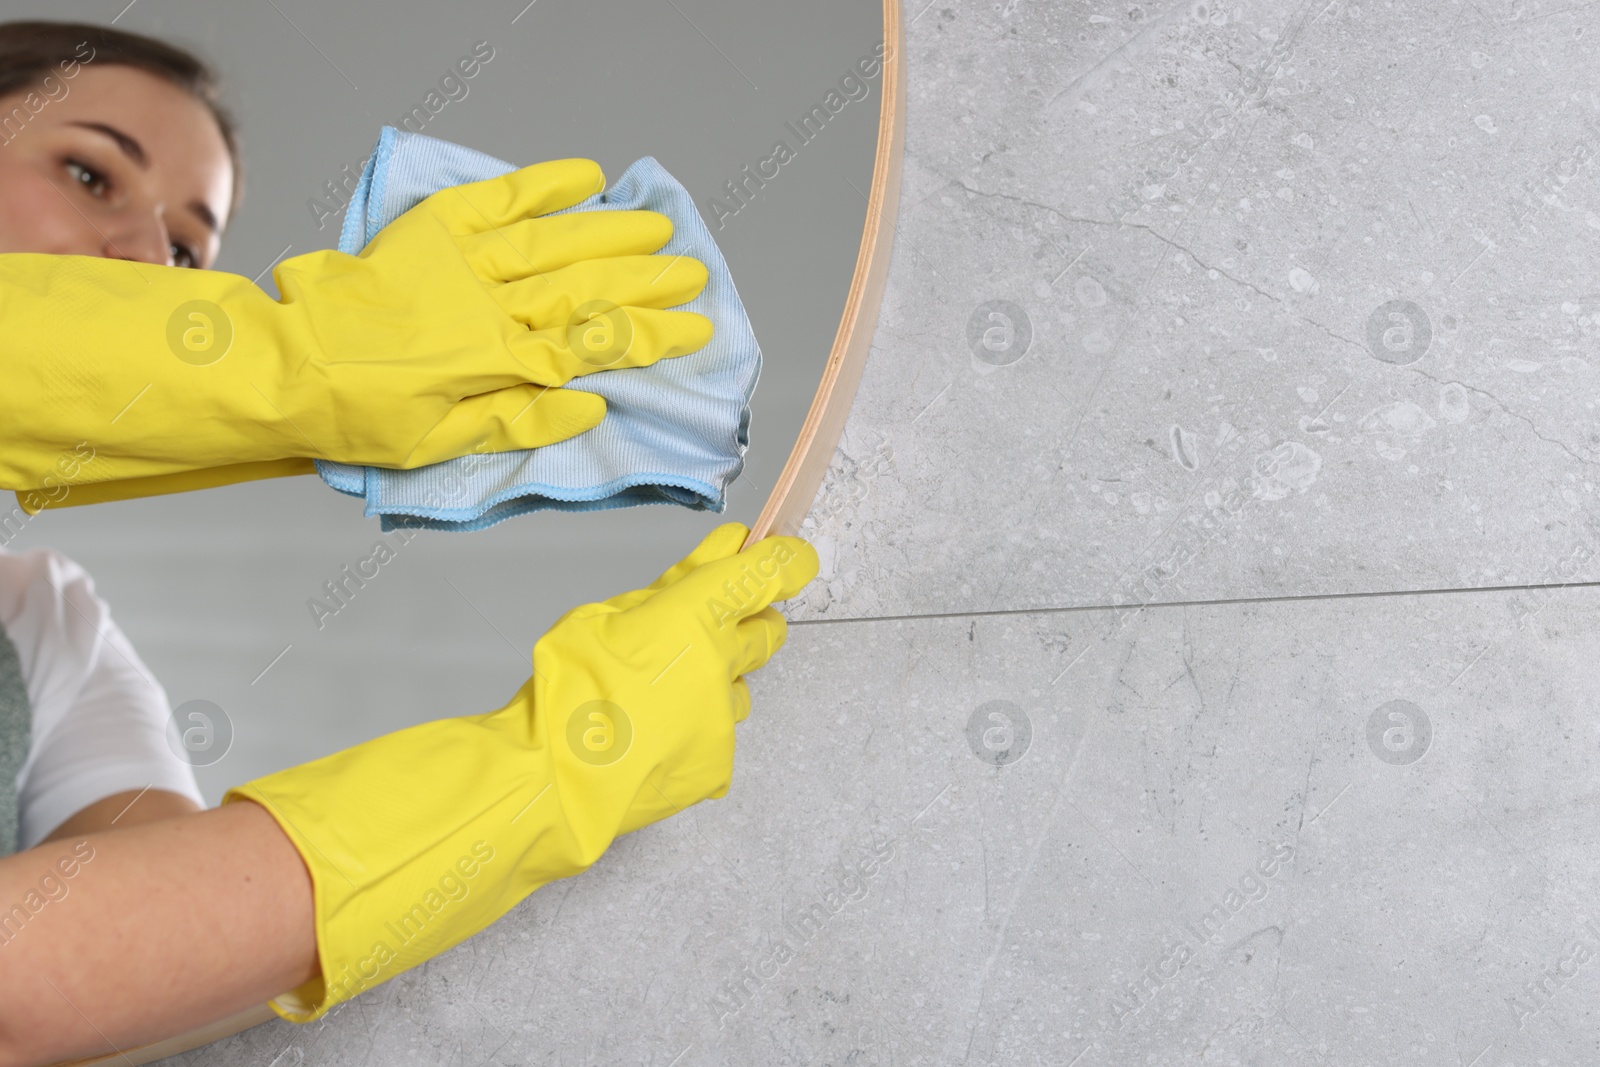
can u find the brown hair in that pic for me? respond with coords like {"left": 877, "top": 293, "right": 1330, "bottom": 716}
{"left": 0, "top": 20, "right": 243, "bottom": 224}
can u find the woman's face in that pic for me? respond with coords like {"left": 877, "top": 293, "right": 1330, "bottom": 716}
{"left": 0, "top": 63, "right": 233, "bottom": 269}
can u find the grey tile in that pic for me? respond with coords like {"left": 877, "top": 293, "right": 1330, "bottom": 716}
{"left": 794, "top": 0, "right": 1600, "bottom": 621}
{"left": 163, "top": 584, "right": 1600, "bottom": 1065}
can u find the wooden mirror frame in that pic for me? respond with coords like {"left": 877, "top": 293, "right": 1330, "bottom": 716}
{"left": 50, "top": 2, "right": 901, "bottom": 1064}
{"left": 746, "top": 0, "right": 904, "bottom": 546}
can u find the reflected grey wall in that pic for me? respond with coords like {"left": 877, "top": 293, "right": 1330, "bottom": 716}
{"left": 3, "top": 0, "right": 881, "bottom": 799}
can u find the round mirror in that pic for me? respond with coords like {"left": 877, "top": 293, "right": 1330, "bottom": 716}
{"left": 7, "top": 0, "right": 901, "bottom": 1061}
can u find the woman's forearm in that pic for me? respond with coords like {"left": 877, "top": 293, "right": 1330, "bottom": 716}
{"left": 0, "top": 800, "right": 317, "bottom": 1067}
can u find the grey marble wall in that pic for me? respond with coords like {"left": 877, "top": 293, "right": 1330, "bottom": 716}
{"left": 794, "top": 0, "right": 1600, "bottom": 623}
{"left": 165, "top": 0, "right": 1600, "bottom": 1063}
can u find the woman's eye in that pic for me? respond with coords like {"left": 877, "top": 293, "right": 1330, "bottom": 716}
{"left": 170, "top": 243, "right": 198, "bottom": 269}
{"left": 63, "top": 158, "right": 110, "bottom": 198}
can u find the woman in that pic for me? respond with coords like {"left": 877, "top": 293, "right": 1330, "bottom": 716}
{"left": 0, "top": 21, "right": 815, "bottom": 1067}
{"left": 0, "top": 23, "right": 238, "bottom": 861}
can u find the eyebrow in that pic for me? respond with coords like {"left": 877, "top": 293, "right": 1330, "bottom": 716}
{"left": 66, "top": 120, "right": 221, "bottom": 234}
{"left": 68, "top": 120, "right": 145, "bottom": 165}
{"left": 188, "top": 198, "right": 219, "bottom": 233}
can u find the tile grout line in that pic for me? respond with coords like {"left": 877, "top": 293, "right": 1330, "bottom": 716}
{"left": 788, "top": 578, "right": 1600, "bottom": 628}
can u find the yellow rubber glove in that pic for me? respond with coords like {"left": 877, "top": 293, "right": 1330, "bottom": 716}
{"left": 14, "top": 459, "right": 318, "bottom": 515}
{"left": 0, "top": 158, "right": 711, "bottom": 498}
{"left": 223, "top": 523, "right": 818, "bottom": 1023}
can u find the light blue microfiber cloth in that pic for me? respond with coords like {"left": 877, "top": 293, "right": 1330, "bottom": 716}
{"left": 315, "top": 126, "right": 759, "bottom": 532}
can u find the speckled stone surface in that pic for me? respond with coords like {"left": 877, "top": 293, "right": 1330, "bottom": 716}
{"left": 792, "top": 0, "right": 1600, "bottom": 622}
{"left": 165, "top": 586, "right": 1600, "bottom": 1065}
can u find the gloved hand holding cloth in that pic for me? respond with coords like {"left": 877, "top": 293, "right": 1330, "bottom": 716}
{"left": 0, "top": 157, "right": 710, "bottom": 506}
{"left": 222, "top": 523, "right": 818, "bottom": 1023}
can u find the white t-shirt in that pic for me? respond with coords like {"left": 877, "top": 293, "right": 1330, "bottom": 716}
{"left": 0, "top": 546, "right": 205, "bottom": 851}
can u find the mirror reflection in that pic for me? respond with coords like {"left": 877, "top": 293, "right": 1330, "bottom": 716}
{"left": 0, "top": 1, "right": 888, "bottom": 1061}
{"left": 0, "top": 0, "right": 882, "bottom": 820}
